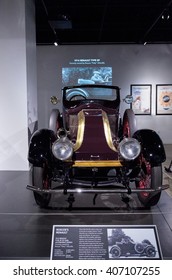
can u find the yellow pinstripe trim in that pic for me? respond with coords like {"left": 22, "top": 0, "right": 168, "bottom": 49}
{"left": 102, "top": 110, "right": 117, "bottom": 152}
{"left": 73, "top": 110, "right": 85, "bottom": 151}
{"left": 72, "top": 160, "right": 122, "bottom": 167}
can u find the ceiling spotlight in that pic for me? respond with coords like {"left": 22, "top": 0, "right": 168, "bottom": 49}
{"left": 54, "top": 42, "right": 58, "bottom": 46}
{"left": 162, "top": 9, "right": 170, "bottom": 20}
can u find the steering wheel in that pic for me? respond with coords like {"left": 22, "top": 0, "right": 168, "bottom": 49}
{"left": 69, "top": 94, "right": 87, "bottom": 101}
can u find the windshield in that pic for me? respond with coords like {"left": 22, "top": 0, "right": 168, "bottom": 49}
{"left": 64, "top": 85, "right": 119, "bottom": 102}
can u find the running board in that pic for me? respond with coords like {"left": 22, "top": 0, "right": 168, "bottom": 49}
{"left": 26, "top": 184, "right": 169, "bottom": 194}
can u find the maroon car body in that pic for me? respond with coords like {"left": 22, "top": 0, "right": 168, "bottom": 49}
{"left": 63, "top": 85, "right": 120, "bottom": 162}
{"left": 27, "top": 84, "right": 168, "bottom": 208}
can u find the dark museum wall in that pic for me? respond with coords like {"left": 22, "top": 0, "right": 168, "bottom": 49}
{"left": 37, "top": 44, "right": 172, "bottom": 144}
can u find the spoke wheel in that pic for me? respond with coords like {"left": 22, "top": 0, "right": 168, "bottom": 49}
{"left": 136, "top": 158, "right": 162, "bottom": 207}
{"left": 110, "top": 245, "right": 121, "bottom": 258}
{"left": 32, "top": 166, "right": 51, "bottom": 208}
{"left": 134, "top": 243, "right": 144, "bottom": 254}
{"left": 145, "top": 246, "right": 156, "bottom": 258}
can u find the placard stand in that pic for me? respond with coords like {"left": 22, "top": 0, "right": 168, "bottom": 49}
{"left": 50, "top": 225, "right": 162, "bottom": 260}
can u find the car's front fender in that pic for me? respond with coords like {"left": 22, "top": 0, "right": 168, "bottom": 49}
{"left": 28, "top": 129, "right": 56, "bottom": 166}
{"left": 133, "top": 129, "right": 166, "bottom": 165}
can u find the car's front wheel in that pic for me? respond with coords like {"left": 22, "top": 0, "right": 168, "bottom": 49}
{"left": 136, "top": 158, "right": 162, "bottom": 208}
{"left": 145, "top": 246, "right": 156, "bottom": 258}
{"left": 110, "top": 245, "right": 121, "bottom": 258}
{"left": 32, "top": 166, "right": 51, "bottom": 208}
{"left": 134, "top": 243, "right": 144, "bottom": 254}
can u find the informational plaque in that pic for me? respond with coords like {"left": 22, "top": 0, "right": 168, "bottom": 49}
{"left": 50, "top": 225, "right": 162, "bottom": 260}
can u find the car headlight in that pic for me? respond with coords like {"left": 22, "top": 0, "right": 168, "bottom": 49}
{"left": 52, "top": 137, "right": 73, "bottom": 160}
{"left": 119, "top": 137, "right": 141, "bottom": 160}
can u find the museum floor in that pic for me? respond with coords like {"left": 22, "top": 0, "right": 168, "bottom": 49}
{"left": 0, "top": 145, "right": 172, "bottom": 260}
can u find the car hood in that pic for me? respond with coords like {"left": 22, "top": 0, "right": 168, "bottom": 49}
{"left": 70, "top": 109, "right": 119, "bottom": 161}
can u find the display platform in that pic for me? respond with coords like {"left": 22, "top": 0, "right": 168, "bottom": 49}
{"left": 0, "top": 170, "right": 172, "bottom": 260}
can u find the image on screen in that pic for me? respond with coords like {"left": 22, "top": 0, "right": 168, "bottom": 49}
{"left": 62, "top": 67, "right": 112, "bottom": 86}
{"left": 62, "top": 67, "right": 112, "bottom": 97}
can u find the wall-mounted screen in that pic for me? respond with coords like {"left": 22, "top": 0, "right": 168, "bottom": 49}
{"left": 62, "top": 66, "right": 112, "bottom": 97}
{"left": 62, "top": 67, "right": 112, "bottom": 86}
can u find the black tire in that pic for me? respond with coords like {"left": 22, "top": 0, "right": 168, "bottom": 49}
{"left": 145, "top": 246, "right": 156, "bottom": 258}
{"left": 123, "top": 109, "right": 137, "bottom": 137}
{"left": 134, "top": 243, "right": 144, "bottom": 254}
{"left": 49, "top": 109, "right": 60, "bottom": 134}
{"left": 136, "top": 163, "right": 162, "bottom": 208}
{"left": 32, "top": 166, "right": 51, "bottom": 208}
{"left": 110, "top": 245, "right": 121, "bottom": 258}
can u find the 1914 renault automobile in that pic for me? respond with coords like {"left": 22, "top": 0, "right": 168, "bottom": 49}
{"left": 108, "top": 228, "right": 156, "bottom": 258}
{"left": 27, "top": 84, "right": 168, "bottom": 208}
{"left": 109, "top": 238, "right": 156, "bottom": 258}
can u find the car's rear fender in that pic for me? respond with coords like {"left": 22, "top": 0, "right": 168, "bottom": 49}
{"left": 28, "top": 129, "right": 56, "bottom": 166}
{"left": 133, "top": 129, "right": 166, "bottom": 165}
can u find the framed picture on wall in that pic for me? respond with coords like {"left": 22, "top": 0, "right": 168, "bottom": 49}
{"left": 156, "top": 84, "right": 172, "bottom": 115}
{"left": 130, "top": 84, "right": 152, "bottom": 115}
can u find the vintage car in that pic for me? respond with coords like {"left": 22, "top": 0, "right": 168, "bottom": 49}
{"left": 27, "top": 84, "right": 168, "bottom": 208}
{"left": 108, "top": 228, "right": 156, "bottom": 258}
{"left": 109, "top": 238, "right": 156, "bottom": 258}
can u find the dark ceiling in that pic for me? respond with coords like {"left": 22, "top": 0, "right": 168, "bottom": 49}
{"left": 35, "top": 0, "right": 172, "bottom": 45}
